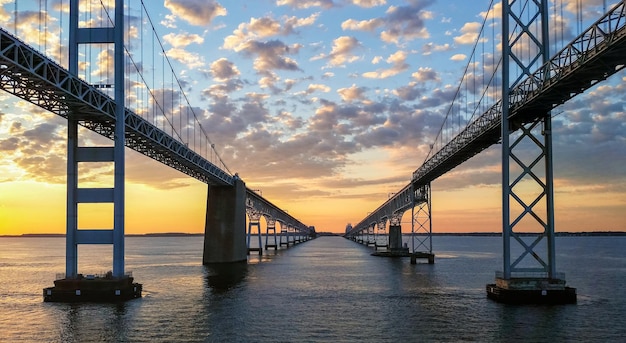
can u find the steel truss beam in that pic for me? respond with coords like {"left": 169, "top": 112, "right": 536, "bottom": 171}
{"left": 245, "top": 190, "right": 311, "bottom": 235}
{"left": 0, "top": 27, "right": 233, "bottom": 186}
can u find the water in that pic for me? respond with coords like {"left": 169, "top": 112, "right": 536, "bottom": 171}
{"left": 1, "top": 235, "right": 625, "bottom": 342}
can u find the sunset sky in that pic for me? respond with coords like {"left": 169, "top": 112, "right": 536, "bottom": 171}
{"left": 0, "top": 0, "right": 624, "bottom": 235}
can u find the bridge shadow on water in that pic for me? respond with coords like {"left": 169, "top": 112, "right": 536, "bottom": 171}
{"left": 203, "top": 263, "right": 248, "bottom": 293}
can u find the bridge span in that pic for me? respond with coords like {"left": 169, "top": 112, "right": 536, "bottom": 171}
{"left": 346, "top": 0, "right": 626, "bottom": 304}
{"left": 0, "top": 0, "right": 313, "bottom": 302}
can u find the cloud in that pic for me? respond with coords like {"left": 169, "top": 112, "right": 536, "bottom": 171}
{"left": 340, "top": 1, "right": 434, "bottom": 45}
{"left": 411, "top": 67, "right": 440, "bottom": 83}
{"left": 337, "top": 84, "right": 367, "bottom": 103}
{"left": 341, "top": 18, "right": 384, "bottom": 32}
{"left": 349, "top": 0, "right": 387, "bottom": 7}
{"left": 210, "top": 58, "right": 241, "bottom": 81}
{"left": 224, "top": 13, "right": 319, "bottom": 50}
{"left": 0, "top": 119, "right": 67, "bottom": 184}
{"left": 276, "top": 0, "right": 334, "bottom": 9}
{"left": 421, "top": 42, "right": 451, "bottom": 56}
{"left": 362, "top": 50, "right": 409, "bottom": 79}
{"left": 392, "top": 68, "right": 442, "bottom": 101}
{"left": 386, "top": 2, "right": 437, "bottom": 44}
{"left": 453, "top": 22, "right": 482, "bottom": 45}
{"left": 313, "top": 36, "right": 362, "bottom": 67}
{"left": 163, "top": 32, "right": 204, "bottom": 48}
{"left": 450, "top": 54, "right": 467, "bottom": 61}
{"left": 165, "top": 48, "right": 205, "bottom": 69}
{"left": 304, "top": 83, "right": 332, "bottom": 95}
{"left": 164, "top": 0, "right": 227, "bottom": 26}
{"left": 238, "top": 40, "right": 302, "bottom": 74}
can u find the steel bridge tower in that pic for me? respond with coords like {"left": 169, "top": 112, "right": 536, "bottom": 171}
{"left": 44, "top": 0, "right": 140, "bottom": 302}
{"left": 66, "top": 0, "right": 126, "bottom": 278}
{"left": 488, "top": 0, "right": 576, "bottom": 303}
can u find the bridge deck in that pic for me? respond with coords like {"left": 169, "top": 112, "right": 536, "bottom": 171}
{"left": 0, "top": 27, "right": 233, "bottom": 186}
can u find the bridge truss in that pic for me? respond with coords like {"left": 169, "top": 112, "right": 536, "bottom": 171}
{"left": 346, "top": 0, "right": 626, "bottom": 297}
{"left": 0, "top": 1, "right": 311, "bottom": 278}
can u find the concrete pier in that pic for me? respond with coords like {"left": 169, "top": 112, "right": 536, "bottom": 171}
{"left": 203, "top": 179, "right": 247, "bottom": 264}
{"left": 487, "top": 275, "right": 576, "bottom": 304}
{"left": 388, "top": 225, "right": 403, "bottom": 252}
{"left": 43, "top": 273, "right": 141, "bottom": 302}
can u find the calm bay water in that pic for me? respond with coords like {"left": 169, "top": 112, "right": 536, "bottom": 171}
{"left": 1, "top": 235, "right": 625, "bottom": 342}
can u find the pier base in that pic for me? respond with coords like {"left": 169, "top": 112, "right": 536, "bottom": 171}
{"left": 43, "top": 274, "right": 141, "bottom": 302}
{"left": 371, "top": 248, "right": 410, "bottom": 258}
{"left": 486, "top": 277, "right": 576, "bottom": 304}
{"left": 410, "top": 252, "right": 435, "bottom": 264}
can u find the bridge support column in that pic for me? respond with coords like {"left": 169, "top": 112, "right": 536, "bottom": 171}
{"left": 489, "top": 0, "right": 575, "bottom": 304}
{"left": 203, "top": 178, "right": 247, "bottom": 264}
{"left": 43, "top": 0, "right": 142, "bottom": 302}
{"left": 374, "top": 220, "right": 388, "bottom": 251}
{"left": 287, "top": 225, "right": 295, "bottom": 245}
{"left": 366, "top": 224, "right": 376, "bottom": 246}
{"left": 410, "top": 184, "right": 434, "bottom": 264}
{"left": 388, "top": 225, "right": 403, "bottom": 252}
{"left": 246, "top": 210, "right": 262, "bottom": 256}
{"left": 265, "top": 218, "right": 278, "bottom": 250}
{"left": 279, "top": 222, "right": 290, "bottom": 247}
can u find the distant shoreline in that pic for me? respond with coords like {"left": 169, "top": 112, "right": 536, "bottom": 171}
{"left": 2, "top": 231, "right": 625, "bottom": 238}
{"left": 0, "top": 233, "right": 204, "bottom": 238}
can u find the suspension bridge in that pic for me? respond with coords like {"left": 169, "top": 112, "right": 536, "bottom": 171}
{"left": 345, "top": 0, "right": 626, "bottom": 304}
{"left": 0, "top": 0, "right": 623, "bottom": 304}
{"left": 0, "top": 0, "right": 314, "bottom": 302}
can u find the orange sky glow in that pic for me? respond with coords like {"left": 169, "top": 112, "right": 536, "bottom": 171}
{"left": 1, "top": 1, "right": 625, "bottom": 235}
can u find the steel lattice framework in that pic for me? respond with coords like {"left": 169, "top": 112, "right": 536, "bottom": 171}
{"left": 346, "top": 0, "right": 626, "bottom": 239}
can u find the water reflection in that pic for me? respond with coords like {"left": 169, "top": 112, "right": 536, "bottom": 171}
{"left": 56, "top": 303, "right": 131, "bottom": 343}
{"left": 204, "top": 262, "right": 248, "bottom": 293}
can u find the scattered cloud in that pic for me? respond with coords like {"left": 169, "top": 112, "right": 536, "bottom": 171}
{"left": 362, "top": 50, "right": 410, "bottom": 79}
{"left": 164, "top": 0, "right": 227, "bottom": 26}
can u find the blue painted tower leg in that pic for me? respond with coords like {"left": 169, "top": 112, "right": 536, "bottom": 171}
{"left": 203, "top": 179, "right": 247, "bottom": 264}
{"left": 44, "top": 0, "right": 141, "bottom": 302}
